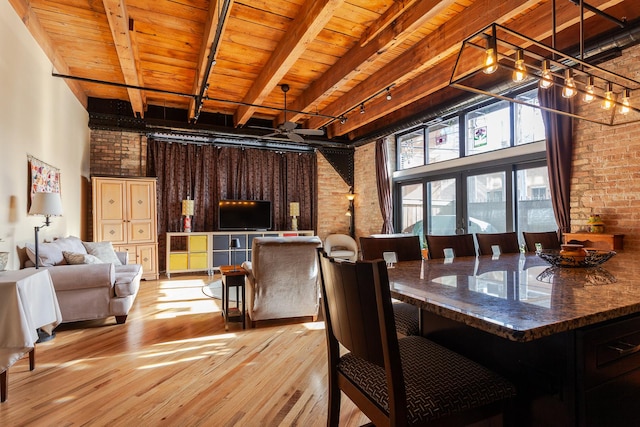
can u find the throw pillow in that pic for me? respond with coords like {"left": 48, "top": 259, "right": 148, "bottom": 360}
{"left": 63, "top": 251, "right": 103, "bottom": 265}
{"left": 25, "top": 241, "right": 65, "bottom": 267}
{"left": 82, "top": 241, "right": 122, "bottom": 265}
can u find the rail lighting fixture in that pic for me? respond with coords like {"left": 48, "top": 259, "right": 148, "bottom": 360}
{"left": 450, "top": 17, "right": 640, "bottom": 126}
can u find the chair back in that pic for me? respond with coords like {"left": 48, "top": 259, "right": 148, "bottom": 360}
{"left": 324, "top": 234, "right": 358, "bottom": 262}
{"left": 359, "top": 235, "right": 422, "bottom": 261}
{"left": 522, "top": 231, "right": 560, "bottom": 252}
{"left": 425, "top": 234, "right": 476, "bottom": 259}
{"left": 317, "top": 250, "right": 407, "bottom": 422}
{"left": 248, "top": 236, "right": 322, "bottom": 321}
{"left": 475, "top": 232, "right": 520, "bottom": 255}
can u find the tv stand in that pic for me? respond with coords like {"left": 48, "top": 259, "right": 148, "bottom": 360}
{"left": 166, "top": 230, "right": 314, "bottom": 278}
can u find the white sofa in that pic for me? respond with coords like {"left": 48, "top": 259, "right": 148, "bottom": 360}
{"left": 18, "top": 236, "right": 141, "bottom": 324}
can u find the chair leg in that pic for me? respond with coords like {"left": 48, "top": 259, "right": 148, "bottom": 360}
{"left": 1, "top": 370, "right": 6, "bottom": 403}
{"left": 29, "top": 348, "right": 35, "bottom": 371}
{"left": 115, "top": 315, "right": 127, "bottom": 324}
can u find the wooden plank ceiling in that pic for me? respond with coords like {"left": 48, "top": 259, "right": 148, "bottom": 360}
{"left": 8, "top": 0, "right": 640, "bottom": 144}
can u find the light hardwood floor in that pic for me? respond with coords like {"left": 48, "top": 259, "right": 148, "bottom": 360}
{"left": 0, "top": 274, "right": 369, "bottom": 426}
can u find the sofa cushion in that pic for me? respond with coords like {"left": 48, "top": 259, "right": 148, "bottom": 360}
{"left": 25, "top": 236, "right": 88, "bottom": 267}
{"left": 63, "top": 251, "right": 103, "bottom": 265}
{"left": 83, "top": 241, "right": 122, "bottom": 265}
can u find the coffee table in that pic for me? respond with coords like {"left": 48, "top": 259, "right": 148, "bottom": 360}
{"left": 219, "top": 265, "right": 247, "bottom": 330}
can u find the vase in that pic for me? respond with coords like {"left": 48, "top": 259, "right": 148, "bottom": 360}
{"left": 0, "top": 252, "right": 8, "bottom": 271}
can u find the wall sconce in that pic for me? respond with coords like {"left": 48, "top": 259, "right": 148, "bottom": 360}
{"left": 182, "top": 196, "right": 194, "bottom": 232}
{"left": 229, "top": 238, "right": 241, "bottom": 271}
{"left": 29, "top": 192, "right": 63, "bottom": 269}
{"left": 346, "top": 188, "right": 355, "bottom": 238}
{"left": 290, "top": 202, "right": 300, "bottom": 231}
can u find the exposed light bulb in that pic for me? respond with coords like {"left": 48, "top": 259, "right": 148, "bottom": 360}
{"left": 621, "top": 88, "right": 631, "bottom": 114}
{"left": 386, "top": 88, "right": 392, "bottom": 101}
{"left": 360, "top": 103, "right": 365, "bottom": 114}
{"left": 602, "top": 83, "right": 614, "bottom": 110}
{"left": 539, "top": 59, "right": 553, "bottom": 89}
{"left": 483, "top": 48, "right": 498, "bottom": 74}
{"left": 562, "top": 69, "right": 577, "bottom": 98}
{"left": 512, "top": 49, "right": 526, "bottom": 82}
{"left": 584, "top": 76, "right": 595, "bottom": 103}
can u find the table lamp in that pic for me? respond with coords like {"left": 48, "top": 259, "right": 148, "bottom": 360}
{"left": 229, "top": 238, "right": 241, "bottom": 271}
{"left": 29, "top": 192, "right": 63, "bottom": 269}
{"left": 182, "top": 196, "right": 194, "bottom": 232}
{"left": 290, "top": 202, "right": 300, "bottom": 231}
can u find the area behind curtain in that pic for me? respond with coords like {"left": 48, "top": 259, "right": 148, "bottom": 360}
{"left": 147, "top": 140, "right": 317, "bottom": 270}
{"left": 538, "top": 86, "right": 574, "bottom": 237}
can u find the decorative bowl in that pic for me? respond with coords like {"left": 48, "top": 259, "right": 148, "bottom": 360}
{"left": 0, "top": 252, "right": 8, "bottom": 271}
{"left": 536, "top": 249, "right": 616, "bottom": 268}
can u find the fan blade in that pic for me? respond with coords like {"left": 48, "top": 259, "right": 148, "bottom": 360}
{"left": 293, "top": 128, "right": 324, "bottom": 136}
{"left": 287, "top": 132, "right": 305, "bottom": 143}
{"left": 262, "top": 132, "right": 281, "bottom": 138}
{"left": 281, "top": 121, "right": 298, "bottom": 131}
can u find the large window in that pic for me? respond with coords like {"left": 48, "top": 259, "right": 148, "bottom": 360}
{"left": 394, "top": 87, "right": 556, "bottom": 240}
{"left": 466, "top": 101, "right": 511, "bottom": 156}
{"left": 398, "top": 129, "right": 424, "bottom": 169}
{"left": 428, "top": 118, "right": 459, "bottom": 163}
{"left": 515, "top": 89, "right": 546, "bottom": 145}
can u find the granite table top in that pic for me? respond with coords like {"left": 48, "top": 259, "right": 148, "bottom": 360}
{"left": 388, "top": 251, "right": 640, "bottom": 342}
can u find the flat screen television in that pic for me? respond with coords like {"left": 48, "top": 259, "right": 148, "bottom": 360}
{"left": 218, "top": 200, "right": 272, "bottom": 230}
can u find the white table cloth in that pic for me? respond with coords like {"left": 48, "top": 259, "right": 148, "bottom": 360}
{"left": 0, "top": 269, "right": 62, "bottom": 372}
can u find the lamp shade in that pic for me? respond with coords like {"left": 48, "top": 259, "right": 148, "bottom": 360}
{"left": 290, "top": 202, "right": 300, "bottom": 217}
{"left": 182, "top": 199, "right": 194, "bottom": 216}
{"left": 29, "top": 192, "right": 63, "bottom": 217}
{"left": 229, "top": 238, "right": 241, "bottom": 249}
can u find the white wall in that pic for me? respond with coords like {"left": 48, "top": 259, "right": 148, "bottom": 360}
{"left": 0, "top": 0, "right": 90, "bottom": 269}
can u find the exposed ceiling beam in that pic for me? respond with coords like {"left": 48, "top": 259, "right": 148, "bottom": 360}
{"left": 327, "top": 0, "right": 624, "bottom": 137}
{"left": 7, "top": 0, "right": 87, "bottom": 108}
{"left": 278, "top": 0, "right": 458, "bottom": 126}
{"left": 233, "top": 0, "right": 345, "bottom": 127}
{"left": 309, "top": 0, "right": 542, "bottom": 132}
{"left": 188, "top": 0, "right": 235, "bottom": 121}
{"left": 102, "top": 0, "right": 146, "bottom": 118}
{"left": 358, "top": 0, "right": 420, "bottom": 47}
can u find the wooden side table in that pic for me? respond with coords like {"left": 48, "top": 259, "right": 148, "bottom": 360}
{"left": 564, "top": 233, "right": 624, "bottom": 251}
{"left": 219, "top": 265, "right": 247, "bottom": 330}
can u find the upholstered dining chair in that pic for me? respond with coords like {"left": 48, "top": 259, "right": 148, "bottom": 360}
{"left": 522, "top": 231, "right": 561, "bottom": 252}
{"left": 324, "top": 234, "right": 358, "bottom": 262}
{"left": 317, "top": 250, "right": 517, "bottom": 426}
{"left": 476, "top": 232, "right": 521, "bottom": 256}
{"left": 359, "top": 235, "right": 422, "bottom": 262}
{"left": 360, "top": 235, "right": 422, "bottom": 336}
{"left": 425, "top": 234, "right": 476, "bottom": 259}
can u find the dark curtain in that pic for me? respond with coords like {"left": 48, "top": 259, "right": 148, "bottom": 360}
{"left": 538, "top": 86, "right": 574, "bottom": 236}
{"left": 375, "top": 139, "right": 394, "bottom": 233}
{"left": 147, "top": 140, "right": 317, "bottom": 269}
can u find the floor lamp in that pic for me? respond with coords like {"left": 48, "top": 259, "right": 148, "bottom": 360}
{"left": 28, "top": 191, "right": 63, "bottom": 343}
{"left": 29, "top": 192, "right": 64, "bottom": 269}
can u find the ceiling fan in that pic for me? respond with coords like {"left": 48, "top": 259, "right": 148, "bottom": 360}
{"left": 253, "top": 84, "right": 324, "bottom": 143}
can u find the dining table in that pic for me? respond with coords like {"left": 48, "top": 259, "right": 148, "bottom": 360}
{"left": 0, "top": 268, "right": 62, "bottom": 402}
{"left": 387, "top": 251, "right": 640, "bottom": 427}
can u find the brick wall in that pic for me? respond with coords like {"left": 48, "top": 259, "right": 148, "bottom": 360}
{"left": 91, "top": 129, "right": 147, "bottom": 176}
{"left": 316, "top": 152, "right": 351, "bottom": 241}
{"left": 353, "top": 140, "right": 384, "bottom": 238}
{"left": 572, "top": 43, "right": 640, "bottom": 251}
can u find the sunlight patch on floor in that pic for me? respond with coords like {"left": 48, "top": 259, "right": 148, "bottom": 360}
{"left": 137, "top": 355, "right": 208, "bottom": 370}
{"left": 153, "top": 333, "right": 238, "bottom": 346}
{"left": 153, "top": 277, "right": 223, "bottom": 318}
